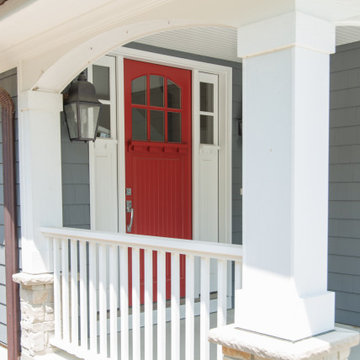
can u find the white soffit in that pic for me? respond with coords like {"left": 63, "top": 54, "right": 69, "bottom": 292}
{"left": 135, "top": 26, "right": 360, "bottom": 62}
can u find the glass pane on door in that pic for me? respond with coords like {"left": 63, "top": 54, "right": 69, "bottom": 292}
{"left": 150, "top": 75, "right": 164, "bottom": 107}
{"left": 132, "top": 108, "right": 147, "bottom": 141}
{"left": 168, "top": 112, "right": 181, "bottom": 143}
{"left": 150, "top": 110, "right": 164, "bottom": 141}
{"left": 168, "top": 80, "right": 181, "bottom": 109}
{"left": 132, "top": 76, "right": 147, "bottom": 105}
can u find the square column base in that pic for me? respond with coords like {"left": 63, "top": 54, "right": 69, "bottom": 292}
{"left": 235, "top": 290, "right": 335, "bottom": 341}
{"left": 209, "top": 325, "right": 359, "bottom": 360}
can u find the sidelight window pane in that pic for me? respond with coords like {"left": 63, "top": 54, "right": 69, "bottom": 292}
{"left": 168, "top": 112, "right": 181, "bottom": 143}
{"left": 132, "top": 76, "right": 147, "bottom": 105}
{"left": 167, "top": 80, "right": 181, "bottom": 109}
{"left": 200, "top": 115, "right": 214, "bottom": 144}
{"left": 97, "top": 104, "right": 111, "bottom": 138}
{"left": 150, "top": 75, "right": 164, "bottom": 107}
{"left": 200, "top": 82, "right": 214, "bottom": 112}
{"left": 150, "top": 110, "right": 164, "bottom": 142}
{"left": 132, "top": 108, "right": 147, "bottom": 141}
{"left": 93, "top": 65, "right": 110, "bottom": 101}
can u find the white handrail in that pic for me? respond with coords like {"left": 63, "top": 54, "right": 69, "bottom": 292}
{"left": 41, "top": 226, "right": 242, "bottom": 261}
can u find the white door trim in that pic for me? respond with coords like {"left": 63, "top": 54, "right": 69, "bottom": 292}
{"left": 113, "top": 46, "right": 232, "bottom": 243}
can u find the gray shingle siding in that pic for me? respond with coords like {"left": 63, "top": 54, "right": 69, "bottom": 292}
{"left": 329, "top": 41, "right": 360, "bottom": 327}
{"left": 0, "top": 68, "right": 19, "bottom": 345}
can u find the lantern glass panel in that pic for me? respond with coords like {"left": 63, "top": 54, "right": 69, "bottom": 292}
{"left": 79, "top": 103, "right": 101, "bottom": 140}
{"left": 64, "top": 103, "right": 79, "bottom": 139}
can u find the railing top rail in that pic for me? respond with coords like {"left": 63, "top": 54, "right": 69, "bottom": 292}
{"left": 41, "top": 227, "right": 242, "bottom": 262}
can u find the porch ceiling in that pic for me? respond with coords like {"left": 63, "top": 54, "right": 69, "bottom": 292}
{"left": 134, "top": 26, "right": 360, "bottom": 63}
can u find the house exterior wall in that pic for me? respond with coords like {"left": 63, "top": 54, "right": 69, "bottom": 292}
{"left": 328, "top": 40, "right": 360, "bottom": 327}
{"left": 0, "top": 68, "right": 19, "bottom": 346}
{"left": 61, "top": 116, "right": 90, "bottom": 229}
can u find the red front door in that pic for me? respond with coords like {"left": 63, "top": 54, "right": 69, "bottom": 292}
{"left": 124, "top": 59, "right": 192, "bottom": 303}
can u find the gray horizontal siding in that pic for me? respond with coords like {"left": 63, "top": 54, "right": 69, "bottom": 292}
{"left": 0, "top": 68, "right": 19, "bottom": 345}
{"left": 61, "top": 117, "right": 91, "bottom": 229}
{"left": 328, "top": 41, "right": 360, "bottom": 327}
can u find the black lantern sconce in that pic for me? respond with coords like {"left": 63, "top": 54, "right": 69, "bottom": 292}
{"left": 63, "top": 71, "right": 101, "bottom": 142}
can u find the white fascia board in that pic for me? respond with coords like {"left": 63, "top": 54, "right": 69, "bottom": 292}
{"left": 237, "top": 12, "right": 336, "bottom": 58}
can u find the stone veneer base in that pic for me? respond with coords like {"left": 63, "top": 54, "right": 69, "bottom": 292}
{"left": 208, "top": 325, "right": 360, "bottom": 360}
{"left": 13, "top": 272, "right": 55, "bottom": 359}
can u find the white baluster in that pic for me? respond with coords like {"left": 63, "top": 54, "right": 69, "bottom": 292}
{"left": 185, "top": 254, "right": 195, "bottom": 360}
{"left": 234, "top": 260, "right": 242, "bottom": 322}
{"left": 132, "top": 247, "right": 141, "bottom": 360}
{"left": 61, "top": 238, "right": 70, "bottom": 344}
{"left": 70, "top": 239, "right": 79, "bottom": 346}
{"left": 157, "top": 250, "right": 166, "bottom": 360}
{"left": 109, "top": 245, "right": 118, "bottom": 359}
{"left": 120, "top": 246, "right": 129, "bottom": 360}
{"left": 99, "top": 244, "right": 108, "bottom": 357}
{"left": 88, "top": 242, "right": 97, "bottom": 353}
{"left": 144, "top": 249, "right": 153, "bottom": 360}
{"left": 217, "top": 259, "right": 227, "bottom": 359}
{"left": 171, "top": 253, "right": 180, "bottom": 360}
{"left": 79, "top": 241, "right": 88, "bottom": 351}
{"left": 200, "top": 257, "right": 210, "bottom": 360}
{"left": 53, "top": 238, "right": 61, "bottom": 340}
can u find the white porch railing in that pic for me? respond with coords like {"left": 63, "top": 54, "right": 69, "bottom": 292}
{"left": 41, "top": 227, "right": 242, "bottom": 360}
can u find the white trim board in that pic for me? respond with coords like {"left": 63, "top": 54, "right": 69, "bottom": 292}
{"left": 108, "top": 46, "right": 232, "bottom": 243}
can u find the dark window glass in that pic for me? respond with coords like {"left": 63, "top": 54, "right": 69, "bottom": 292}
{"left": 97, "top": 104, "right": 111, "bottom": 138}
{"left": 167, "top": 80, "right": 181, "bottom": 109}
{"left": 132, "top": 76, "right": 147, "bottom": 105}
{"left": 150, "top": 75, "right": 164, "bottom": 107}
{"left": 200, "top": 82, "right": 214, "bottom": 112}
{"left": 132, "top": 108, "right": 147, "bottom": 141}
{"left": 150, "top": 110, "right": 164, "bottom": 142}
{"left": 93, "top": 65, "right": 110, "bottom": 101}
{"left": 168, "top": 112, "right": 181, "bottom": 143}
{"left": 200, "top": 115, "right": 214, "bottom": 144}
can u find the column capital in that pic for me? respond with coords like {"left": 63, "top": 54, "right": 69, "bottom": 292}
{"left": 237, "top": 12, "right": 336, "bottom": 58}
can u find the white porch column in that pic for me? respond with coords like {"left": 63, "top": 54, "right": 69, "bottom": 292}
{"left": 18, "top": 90, "right": 63, "bottom": 274}
{"left": 236, "top": 12, "right": 336, "bottom": 341}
